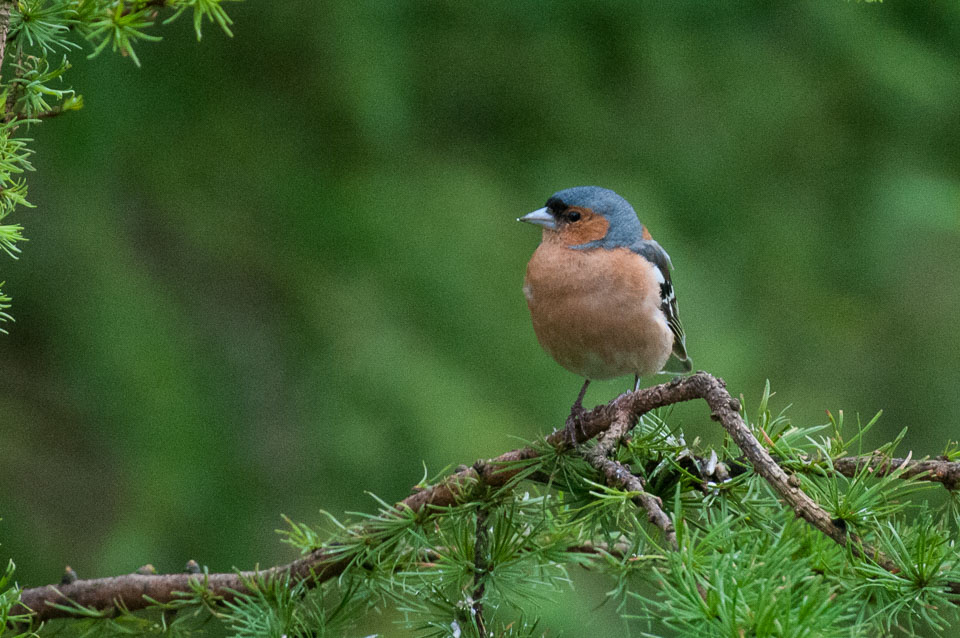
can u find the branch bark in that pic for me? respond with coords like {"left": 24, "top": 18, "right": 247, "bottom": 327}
{"left": 832, "top": 455, "right": 960, "bottom": 489}
{"left": 15, "top": 372, "right": 948, "bottom": 623}
{"left": 0, "top": 0, "right": 13, "bottom": 82}
{"left": 471, "top": 504, "right": 489, "bottom": 636}
{"left": 581, "top": 405, "right": 678, "bottom": 550}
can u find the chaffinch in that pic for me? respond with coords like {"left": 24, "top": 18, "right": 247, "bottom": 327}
{"left": 519, "top": 186, "right": 691, "bottom": 436}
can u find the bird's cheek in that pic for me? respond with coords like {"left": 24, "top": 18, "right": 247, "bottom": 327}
{"left": 562, "top": 214, "right": 609, "bottom": 245}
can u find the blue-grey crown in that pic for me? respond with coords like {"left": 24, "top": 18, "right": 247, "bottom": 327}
{"left": 547, "top": 186, "right": 642, "bottom": 246}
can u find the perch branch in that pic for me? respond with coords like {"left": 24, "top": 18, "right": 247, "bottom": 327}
{"left": 15, "top": 372, "right": 934, "bottom": 623}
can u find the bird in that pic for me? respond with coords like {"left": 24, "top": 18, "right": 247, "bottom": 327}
{"left": 519, "top": 186, "right": 691, "bottom": 441}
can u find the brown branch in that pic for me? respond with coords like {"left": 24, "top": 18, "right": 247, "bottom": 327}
{"left": 589, "top": 454, "right": 678, "bottom": 551}
{"left": 564, "top": 541, "right": 632, "bottom": 559}
{"left": 665, "top": 375, "right": 898, "bottom": 572}
{"left": 15, "top": 372, "right": 920, "bottom": 624}
{"left": 15, "top": 553, "right": 356, "bottom": 625}
{"left": 682, "top": 451, "right": 960, "bottom": 491}
{"left": 581, "top": 406, "right": 678, "bottom": 550}
{"left": 4, "top": 106, "right": 72, "bottom": 124}
{"left": 13, "top": 107, "right": 69, "bottom": 121}
{"left": 471, "top": 504, "right": 489, "bottom": 636}
{"left": 14, "top": 376, "right": 699, "bottom": 623}
{"left": 0, "top": 0, "right": 13, "bottom": 82}
{"left": 833, "top": 455, "right": 960, "bottom": 489}
{"left": 122, "top": 0, "right": 169, "bottom": 16}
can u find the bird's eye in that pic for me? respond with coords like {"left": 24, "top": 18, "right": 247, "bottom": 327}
{"left": 568, "top": 211, "right": 581, "bottom": 222}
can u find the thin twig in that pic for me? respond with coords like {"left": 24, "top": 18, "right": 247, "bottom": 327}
{"left": 673, "top": 451, "right": 960, "bottom": 492}
{"left": 0, "top": 0, "right": 13, "bottom": 82}
{"left": 9, "top": 107, "right": 69, "bottom": 122}
{"left": 3, "top": 31, "right": 22, "bottom": 119}
{"left": 122, "top": 0, "right": 169, "bottom": 16}
{"left": 833, "top": 455, "right": 960, "bottom": 490}
{"left": 590, "top": 454, "right": 678, "bottom": 551}
{"left": 472, "top": 505, "right": 489, "bottom": 636}
{"left": 581, "top": 407, "right": 678, "bottom": 550}
{"left": 564, "top": 541, "right": 632, "bottom": 559}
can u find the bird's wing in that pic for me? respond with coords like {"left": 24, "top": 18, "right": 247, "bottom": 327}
{"left": 631, "top": 240, "right": 692, "bottom": 372}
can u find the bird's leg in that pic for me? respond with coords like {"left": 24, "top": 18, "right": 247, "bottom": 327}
{"left": 563, "top": 379, "right": 591, "bottom": 446}
{"left": 633, "top": 375, "right": 641, "bottom": 392}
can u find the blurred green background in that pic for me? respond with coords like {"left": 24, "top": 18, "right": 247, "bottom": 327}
{"left": 2, "top": 0, "right": 960, "bottom": 633}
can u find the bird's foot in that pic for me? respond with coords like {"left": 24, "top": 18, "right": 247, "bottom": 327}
{"left": 563, "top": 402, "right": 588, "bottom": 447}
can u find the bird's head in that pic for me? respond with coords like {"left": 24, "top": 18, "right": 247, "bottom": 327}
{"left": 518, "top": 186, "right": 647, "bottom": 248}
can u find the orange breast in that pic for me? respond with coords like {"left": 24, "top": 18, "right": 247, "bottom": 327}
{"left": 523, "top": 242, "right": 673, "bottom": 380}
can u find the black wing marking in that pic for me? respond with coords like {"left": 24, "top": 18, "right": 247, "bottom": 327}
{"left": 631, "top": 240, "right": 691, "bottom": 371}
{"left": 659, "top": 273, "right": 689, "bottom": 362}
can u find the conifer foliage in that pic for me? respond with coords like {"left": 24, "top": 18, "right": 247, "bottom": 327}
{"left": 0, "top": 0, "right": 235, "bottom": 332}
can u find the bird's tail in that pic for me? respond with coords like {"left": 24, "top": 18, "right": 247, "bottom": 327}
{"left": 659, "top": 353, "right": 693, "bottom": 375}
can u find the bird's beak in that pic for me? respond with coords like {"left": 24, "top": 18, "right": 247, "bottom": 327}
{"left": 518, "top": 207, "right": 557, "bottom": 230}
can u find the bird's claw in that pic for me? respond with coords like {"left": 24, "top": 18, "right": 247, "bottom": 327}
{"left": 563, "top": 403, "right": 588, "bottom": 447}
